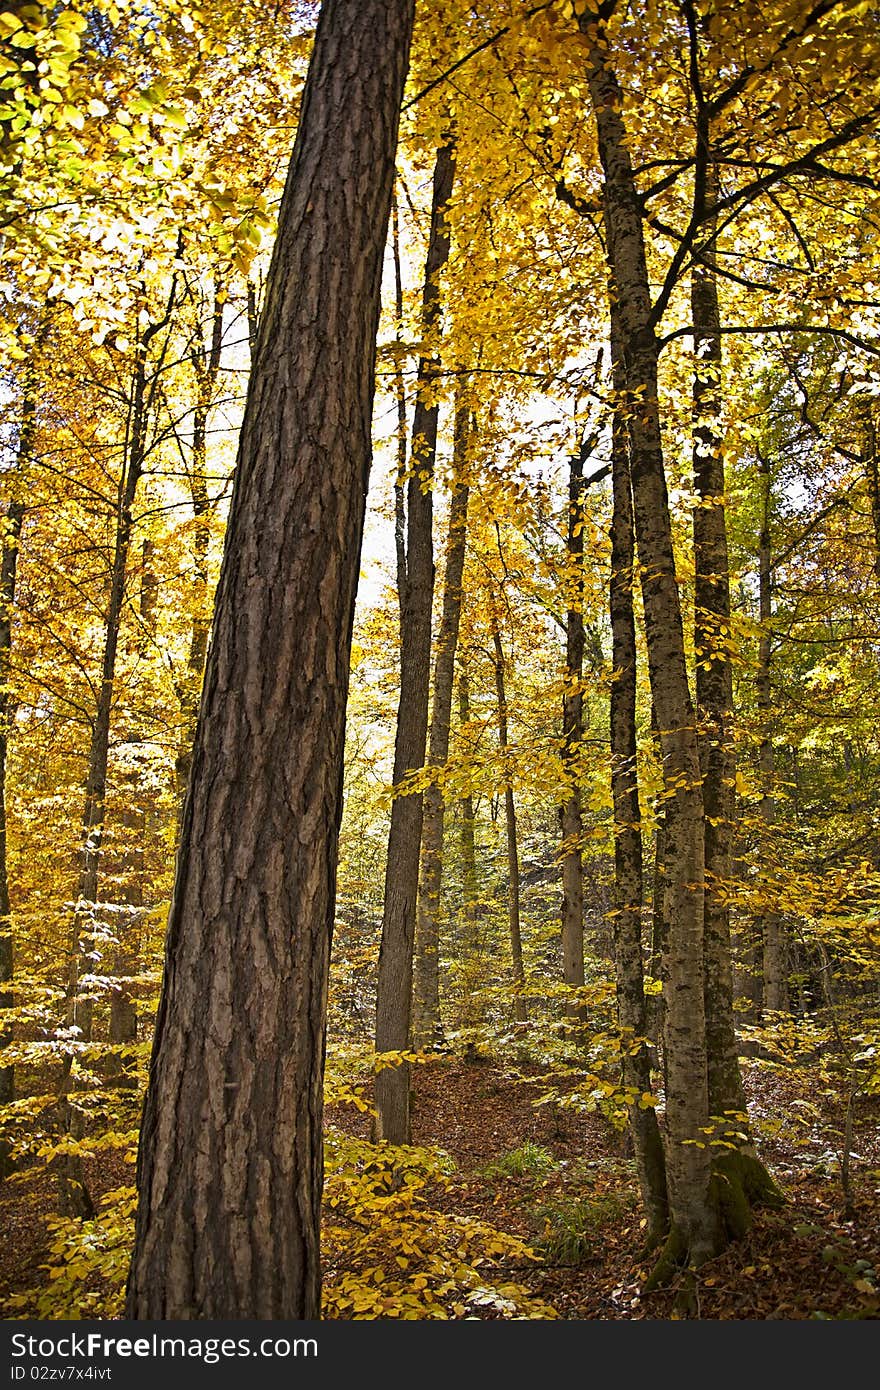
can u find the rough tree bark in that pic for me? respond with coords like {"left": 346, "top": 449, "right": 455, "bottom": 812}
{"left": 609, "top": 311, "right": 669, "bottom": 1243}
{"left": 374, "top": 138, "right": 456, "bottom": 1144}
{"left": 412, "top": 389, "right": 470, "bottom": 1048}
{"left": 580, "top": 12, "right": 716, "bottom": 1269}
{"left": 127, "top": 0, "right": 414, "bottom": 1318}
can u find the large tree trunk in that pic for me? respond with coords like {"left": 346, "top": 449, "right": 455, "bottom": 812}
{"left": 560, "top": 449, "right": 586, "bottom": 1028}
{"left": 127, "top": 0, "right": 414, "bottom": 1318}
{"left": 490, "top": 610, "right": 527, "bottom": 1027}
{"left": 413, "top": 390, "right": 470, "bottom": 1049}
{"left": 581, "top": 17, "right": 715, "bottom": 1270}
{"left": 374, "top": 138, "right": 456, "bottom": 1144}
{"left": 609, "top": 311, "right": 668, "bottom": 1244}
{"left": 757, "top": 449, "right": 788, "bottom": 1013}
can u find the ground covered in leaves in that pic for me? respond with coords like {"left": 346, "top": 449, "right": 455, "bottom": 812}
{"left": 1, "top": 1055, "right": 879, "bottom": 1320}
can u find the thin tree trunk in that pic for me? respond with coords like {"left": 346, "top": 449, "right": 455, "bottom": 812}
{"left": 176, "top": 293, "right": 224, "bottom": 811}
{"left": 413, "top": 390, "right": 470, "bottom": 1048}
{"left": 691, "top": 192, "right": 781, "bottom": 1222}
{"left": 691, "top": 184, "right": 749, "bottom": 1123}
{"left": 456, "top": 662, "right": 483, "bottom": 1025}
{"left": 127, "top": 0, "right": 414, "bottom": 1318}
{"left": 560, "top": 449, "right": 586, "bottom": 1028}
{"left": 391, "top": 191, "right": 408, "bottom": 604}
{"left": 374, "top": 138, "right": 456, "bottom": 1144}
{"left": 490, "top": 610, "right": 527, "bottom": 1026}
{"left": 863, "top": 403, "right": 880, "bottom": 578}
{"left": 108, "top": 541, "right": 158, "bottom": 1071}
{"left": 757, "top": 449, "right": 788, "bottom": 1012}
{"left": 0, "top": 372, "right": 34, "bottom": 1179}
{"left": 581, "top": 16, "right": 715, "bottom": 1268}
{"left": 609, "top": 310, "right": 668, "bottom": 1243}
{"left": 246, "top": 280, "right": 259, "bottom": 359}
{"left": 58, "top": 340, "right": 156, "bottom": 1220}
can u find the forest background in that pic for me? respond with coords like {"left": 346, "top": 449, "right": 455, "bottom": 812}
{"left": 0, "top": 0, "right": 879, "bottom": 1320}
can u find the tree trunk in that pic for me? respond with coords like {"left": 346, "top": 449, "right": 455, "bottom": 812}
{"left": 456, "top": 662, "right": 483, "bottom": 1026}
{"left": 108, "top": 541, "right": 159, "bottom": 1074}
{"left": 863, "top": 402, "right": 880, "bottom": 578}
{"left": 691, "top": 190, "right": 749, "bottom": 1122}
{"left": 0, "top": 498, "right": 23, "bottom": 1180}
{"left": 374, "top": 138, "right": 456, "bottom": 1144}
{"left": 581, "top": 17, "right": 715, "bottom": 1269}
{"left": 58, "top": 343, "right": 153, "bottom": 1220}
{"left": 560, "top": 448, "right": 586, "bottom": 1028}
{"left": 757, "top": 449, "right": 788, "bottom": 1013}
{"left": 609, "top": 311, "right": 668, "bottom": 1243}
{"left": 175, "top": 293, "right": 224, "bottom": 812}
{"left": 127, "top": 0, "right": 414, "bottom": 1318}
{"left": 413, "top": 390, "right": 470, "bottom": 1048}
{"left": 692, "top": 199, "right": 781, "bottom": 1225}
{"left": 0, "top": 371, "right": 33, "bottom": 1179}
{"left": 490, "top": 610, "right": 527, "bottom": 1026}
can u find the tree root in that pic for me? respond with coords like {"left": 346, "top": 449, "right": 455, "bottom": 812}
{"left": 642, "top": 1150, "right": 785, "bottom": 1294}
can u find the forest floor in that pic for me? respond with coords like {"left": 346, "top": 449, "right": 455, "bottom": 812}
{"left": 1, "top": 1055, "right": 879, "bottom": 1320}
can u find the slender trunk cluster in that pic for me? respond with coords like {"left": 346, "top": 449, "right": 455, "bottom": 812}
{"left": 581, "top": 21, "right": 715, "bottom": 1265}
{"left": 412, "top": 389, "right": 471, "bottom": 1048}
{"left": 608, "top": 313, "right": 668, "bottom": 1242}
{"left": 374, "top": 137, "right": 456, "bottom": 1144}
{"left": 58, "top": 340, "right": 155, "bottom": 1219}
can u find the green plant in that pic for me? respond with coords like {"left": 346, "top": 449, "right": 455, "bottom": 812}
{"left": 534, "top": 1190, "right": 631, "bottom": 1268}
{"left": 322, "top": 1130, "right": 557, "bottom": 1318}
{"left": 481, "top": 1142, "right": 556, "bottom": 1181}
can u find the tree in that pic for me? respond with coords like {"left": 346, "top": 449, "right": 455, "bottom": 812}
{"left": 126, "top": 0, "right": 415, "bottom": 1319}
{"left": 374, "top": 137, "right": 456, "bottom": 1144}
{"left": 413, "top": 384, "right": 472, "bottom": 1048}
